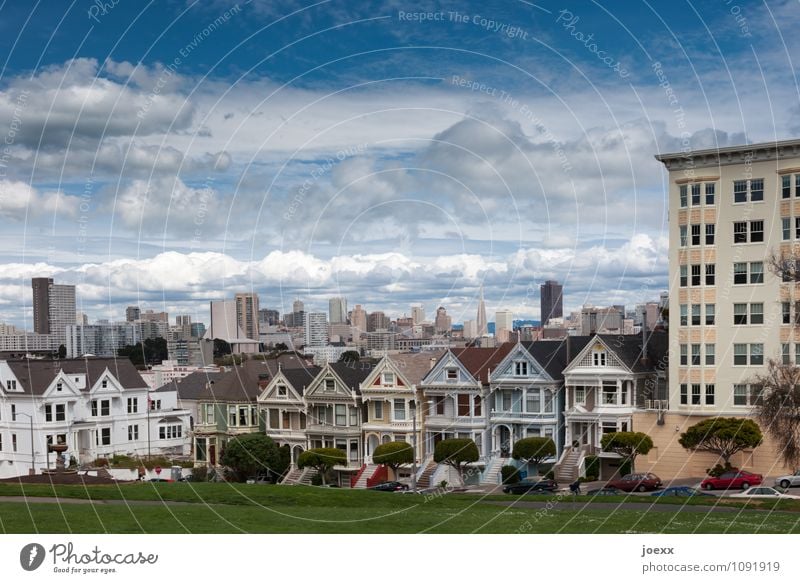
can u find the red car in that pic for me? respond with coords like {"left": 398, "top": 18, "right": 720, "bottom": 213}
{"left": 700, "top": 470, "right": 763, "bottom": 491}
{"left": 606, "top": 473, "right": 663, "bottom": 492}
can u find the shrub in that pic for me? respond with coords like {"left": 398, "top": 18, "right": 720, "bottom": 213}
{"left": 584, "top": 455, "right": 600, "bottom": 479}
{"left": 706, "top": 463, "right": 736, "bottom": 477}
{"left": 511, "top": 437, "right": 556, "bottom": 470}
{"left": 220, "top": 434, "right": 282, "bottom": 482}
{"left": 298, "top": 448, "right": 347, "bottom": 486}
{"left": 373, "top": 441, "right": 413, "bottom": 475}
{"left": 191, "top": 466, "right": 208, "bottom": 482}
{"left": 434, "top": 438, "right": 479, "bottom": 484}
{"left": 501, "top": 465, "right": 520, "bottom": 484}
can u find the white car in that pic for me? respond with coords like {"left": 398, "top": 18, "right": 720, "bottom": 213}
{"left": 774, "top": 470, "right": 800, "bottom": 489}
{"left": 729, "top": 486, "right": 800, "bottom": 500}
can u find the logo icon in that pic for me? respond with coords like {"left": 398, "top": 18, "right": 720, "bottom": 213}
{"left": 19, "top": 543, "right": 46, "bottom": 571}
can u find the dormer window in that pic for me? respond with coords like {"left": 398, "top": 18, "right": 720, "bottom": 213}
{"left": 324, "top": 379, "right": 335, "bottom": 392}
{"left": 56, "top": 382, "right": 63, "bottom": 392}
{"left": 101, "top": 379, "right": 108, "bottom": 388}
{"left": 514, "top": 361, "right": 528, "bottom": 376}
{"left": 277, "top": 385, "right": 288, "bottom": 397}
{"left": 6, "top": 380, "right": 16, "bottom": 391}
{"left": 381, "top": 372, "right": 395, "bottom": 386}
{"left": 593, "top": 350, "right": 607, "bottom": 367}
{"left": 446, "top": 369, "right": 458, "bottom": 382}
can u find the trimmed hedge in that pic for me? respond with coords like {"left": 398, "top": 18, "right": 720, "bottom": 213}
{"left": 501, "top": 465, "right": 520, "bottom": 484}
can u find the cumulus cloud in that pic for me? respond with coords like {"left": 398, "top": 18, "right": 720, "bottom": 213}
{"left": 0, "top": 180, "right": 78, "bottom": 219}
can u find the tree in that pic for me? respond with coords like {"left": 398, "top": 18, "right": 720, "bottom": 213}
{"left": 433, "top": 438, "right": 479, "bottom": 485}
{"left": 338, "top": 350, "right": 360, "bottom": 363}
{"left": 679, "top": 417, "right": 762, "bottom": 467}
{"left": 118, "top": 337, "right": 169, "bottom": 366}
{"left": 373, "top": 441, "right": 413, "bottom": 478}
{"left": 213, "top": 339, "right": 232, "bottom": 358}
{"left": 274, "top": 342, "right": 289, "bottom": 351}
{"left": 512, "top": 437, "right": 556, "bottom": 474}
{"left": 220, "top": 433, "right": 281, "bottom": 482}
{"left": 752, "top": 360, "right": 800, "bottom": 469}
{"left": 297, "top": 448, "right": 347, "bottom": 486}
{"left": 57, "top": 344, "right": 66, "bottom": 359}
{"left": 601, "top": 432, "right": 654, "bottom": 470}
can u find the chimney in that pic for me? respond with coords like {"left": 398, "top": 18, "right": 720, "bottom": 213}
{"left": 429, "top": 357, "right": 437, "bottom": 370}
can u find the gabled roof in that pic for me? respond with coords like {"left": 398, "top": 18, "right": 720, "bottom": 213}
{"left": 522, "top": 337, "right": 593, "bottom": 381}
{"left": 5, "top": 358, "right": 146, "bottom": 396}
{"left": 451, "top": 344, "right": 514, "bottom": 384}
{"left": 595, "top": 331, "right": 668, "bottom": 373}
{"left": 329, "top": 361, "right": 372, "bottom": 393}
{"left": 160, "top": 370, "right": 225, "bottom": 398}
{"left": 387, "top": 350, "right": 446, "bottom": 385}
{"left": 279, "top": 365, "right": 322, "bottom": 395}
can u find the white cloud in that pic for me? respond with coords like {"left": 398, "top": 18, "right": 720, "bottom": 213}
{"left": 0, "top": 180, "right": 78, "bottom": 219}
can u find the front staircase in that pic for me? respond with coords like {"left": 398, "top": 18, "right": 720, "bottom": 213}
{"left": 352, "top": 464, "right": 380, "bottom": 489}
{"left": 281, "top": 467, "right": 318, "bottom": 485}
{"left": 416, "top": 460, "right": 438, "bottom": 489}
{"left": 481, "top": 457, "right": 508, "bottom": 485}
{"left": 554, "top": 447, "right": 582, "bottom": 484}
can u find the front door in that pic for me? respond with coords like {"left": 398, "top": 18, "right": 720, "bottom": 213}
{"left": 209, "top": 444, "right": 216, "bottom": 465}
{"left": 498, "top": 426, "right": 511, "bottom": 457}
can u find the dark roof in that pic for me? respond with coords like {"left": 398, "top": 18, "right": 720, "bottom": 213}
{"left": 329, "top": 361, "right": 373, "bottom": 393}
{"left": 522, "top": 336, "right": 593, "bottom": 381}
{"left": 5, "top": 358, "right": 146, "bottom": 396}
{"left": 279, "top": 365, "right": 322, "bottom": 395}
{"left": 596, "top": 331, "right": 668, "bottom": 372}
{"left": 159, "top": 370, "right": 225, "bottom": 397}
{"left": 451, "top": 344, "right": 514, "bottom": 384}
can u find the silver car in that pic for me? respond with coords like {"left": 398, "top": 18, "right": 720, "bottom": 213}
{"left": 774, "top": 470, "right": 800, "bottom": 489}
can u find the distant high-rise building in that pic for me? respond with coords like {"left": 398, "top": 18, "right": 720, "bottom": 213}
{"left": 76, "top": 312, "right": 88, "bottom": 325}
{"left": 292, "top": 299, "right": 304, "bottom": 313}
{"left": 140, "top": 310, "right": 168, "bottom": 323}
{"left": 462, "top": 319, "right": 477, "bottom": 339}
{"left": 434, "top": 306, "right": 452, "bottom": 334}
{"left": 175, "top": 314, "right": 192, "bottom": 327}
{"left": 234, "top": 293, "right": 260, "bottom": 341}
{"left": 367, "top": 311, "right": 390, "bottom": 332}
{"left": 411, "top": 305, "right": 425, "bottom": 325}
{"left": 258, "top": 308, "right": 279, "bottom": 327}
{"left": 31, "top": 277, "right": 76, "bottom": 344}
{"left": 476, "top": 285, "right": 487, "bottom": 336}
{"left": 580, "top": 305, "right": 624, "bottom": 335}
{"left": 351, "top": 304, "right": 367, "bottom": 334}
{"left": 329, "top": 297, "right": 348, "bottom": 324}
{"left": 495, "top": 310, "right": 513, "bottom": 343}
{"left": 540, "top": 280, "right": 563, "bottom": 325}
{"left": 304, "top": 312, "right": 328, "bottom": 347}
{"left": 125, "top": 306, "right": 141, "bottom": 322}
{"left": 190, "top": 322, "right": 206, "bottom": 338}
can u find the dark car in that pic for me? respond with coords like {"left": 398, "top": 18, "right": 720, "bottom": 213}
{"left": 148, "top": 478, "right": 174, "bottom": 483}
{"left": 606, "top": 473, "right": 662, "bottom": 492}
{"left": 370, "top": 481, "right": 409, "bottom": 492}
{"left": 700, "top": 470, "right": 762, "bottom": 491}
{"left": 586, "top": 486, "right": 623, "bottom": 496}
{"left": 502, "top": 479, "right": 558, "bottom": 494}
{"left": 651, "top": 486, "right": 713, "bottom": 498}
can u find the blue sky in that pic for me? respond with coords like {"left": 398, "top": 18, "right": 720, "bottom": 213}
{"left": 0, "top": 0, "right": 798, "bottom": 328}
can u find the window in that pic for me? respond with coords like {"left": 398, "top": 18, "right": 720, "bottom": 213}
{"left": 734, "top": 344, "right": 747, "bottom": 365}
{"left": 679, "top": 184, "right": 687, "bottom": 207}
{"left": 705, "top": 304, "right": 715, "bottom": 325}
{"left": 127, "top": 397, "right": 137, "bottom": 414}
{"left": 128, "top": 425, "right": 139, "bottom": 441}
{"left": 679, "top": 304, "right": 688, "bottom": 326}
{"left": 750, "top": 384, "right": 764, "bottom": 406}
{"left": 783, "top": 175, "right": 792, "bottom": 198}
{"left": 593, "top": 351, "right": 606, "bottom": 366}
{"left": 91, "top": 400, "right": 97, "bottom": 417}
{"left": 0, "top": 435, "right": 2, "bottom": 451}
{"left": 705, "top": 384, "right": 715, "bottom": 405}
{"left": 349, "top": 406, "right": 357, "bottom": 426}
{"left": 159, "top": 425, "right": 182, "bottom": 439}
{"left": 679, "top": 225, "right": 688, "bottom": 247}
{"left": 734, "top": 384, "right": 747, "bottom": 406}
{"left": 705, "top": 343, "right": 715, "bottom": 365}
{"left": 268, "top": 409, "right": 279, "bottom": 428}
{"left": 691, "top": 265, "right": 701, "bottom": 286}
{"left": 204, "top": 404, "right": 215, "bottom": 424}
{"left": 514, "top": 361, "right": 528, "bottom": 376}
{"left": 680, "top": 344, "right": 687, "bottom": 366}
{"left": 733, "top": 262, "right": 748, "bottom": 284}
{"left": 784, "top": 302, "right": 792, "bottom": 324}
{"left": 691, "top": 183, "right": 701, "bottom": 206}
{"left": 680, "top": 265, "right": 687, "bottom": 287}
{"left": 382, "top": 372, "right": 395, "bottom": 385}
{"left": 750, "top": 178, "right": 764, "bottom": 201}
{"left": 797, "top": 174, "right": 800, "bottom": 196}
{"left": 705, "top": 183, "right": 715, "bottom": 204}
{"left": 11, "top": 404, "right": 15, "bottom": 421}
{"left": 149, "top": 399, "right": 161, "bottom": 411}
{"left": 750, "top": 303, "right": 763, "bottom": 325}
{"left": 91, "top": 399, "right": 110, "bottom": 417}
{"left": 56, "top": 382, "right": 62, "bottom": 392}
{"left": 502, "top": 391, "right": 512, "bottom": 411}
{"left": 228, "top": 406, "right": 236, "bottom": 426}
{"left": 733, "top": 303, "right": 748, "bottom": 325}
{"left": 97, "top": 427, "right": 111, "bottom": 446}
{"left": 691, "top": 304, "right": 701, "bottom": 326}
{"left": 734, "top": 222, "right": 747, "bottom": 243}
{"left": 691, "top": 344, "right": 701, "bottom": 366}
{"left": 796, "top": 217, "right": 800, "bottom": 240}
{"left": 457, "top": 395, "right": 469, "bottom": 416}
{"left": 324, "top": 379, "right": 336, "bottom": 392}
{"left": 526, "top": 390, "right": 541, "bottom": 413}
{"left": 474, "top": 395, "right": 482, "bottom": 416}
{"left": 750, "top": 344, "right": 764, "bottom": 365}
{"left": 705, "top": 264, "right": 715, "bottom": 285}
{"left": 276, "top": 385, "right": 287, "bottom": 397}
{"left": 335, "top": 404, "right": 346, "bottom": 426}
{"left": 575, "top": 386, "right": 586, "bottom": 404}
{"left": 691, "top": 224, "right": 701, "bottom": 246}
{"left": 691, "top": 384, "right": 701, "bottom": 405}
{"left": 45, "top": 404, "right": 65, "bottom": 422}
{"left": 395, "top": 399, "right": 407, "bottom": 420}
{"left": 544, "top": 392, "right": 554, "bottom": 412}
{"left": 238, "top": 406, "right": 248, "bottom": 426}
{"left": 6, "top": 380, "right": 16, "bottom": 391}
{"left": 734, "top": 180, "right": 748, "bottom": 203}
{"left": 680, "top": 384, "right": 688, "bottom": 405}
{"left": 796, "top": 343, "right": 800, "bottom": 365}
{"left": 101, "top": 379, "right": 107, "bottom": 388}
{"left": 12, "top": 434, "right": 17, "bottom": 452}
{"left": 446, "top": 368, "right": 458, "bottom": 381}
{"left": 435, "top": 396, "right": 445, "bottom": 415}
{"left": 784, "top": 217, "right": 792, "bottom": 240}
{"left": 782, "top": 343, "right": 791, "bottom": 365}
{"left": 374, "top": 401, "right": 383, "bottom": 419}
{"left": 750, "top": 262, "right": 763, "bottom": 284}
{"left": 602, "top": 381, "right": 617, "bottom": 405}
{"left": 750, "top": 220, "right": 764, "bottom": 242}
{"left": 705, "top": 223, "right": 715, "bottom": 244}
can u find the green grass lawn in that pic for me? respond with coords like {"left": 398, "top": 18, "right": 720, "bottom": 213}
{"left": 0, "top": 484, "right": 798, "bottom": 534}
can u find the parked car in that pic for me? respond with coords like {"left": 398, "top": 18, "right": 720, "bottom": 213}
{"left": 605, "top": 473, "right": 662, "bottom": 492}
{"left": 651, "top": 486, "right": 713, "bottom": 498}
{"left": 774, "top": 470, "right": 800, "bottom": 489}
{"left": 148, "top": 478, "right": 174, "bottom": 483}
{"left": 700, "top": 470, "right": 762, "bottom": 491}
{"left": 502, "top": 479, "right": 558, "bottom": 494}
{"left": 370, "top": 481, "right": 409, "bottom": 492}
{"left": 586, "top": 486, "right": 623, "bottom": 496}
{"left": 729, "top": 486, "right": 800, "bottom": 500}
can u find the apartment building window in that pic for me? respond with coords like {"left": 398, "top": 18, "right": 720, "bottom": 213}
{"left": 705, "top": 264, "right": 715, "bottom": 285}
{"left": 101, "top": 380, "right": 107, "bottom": 388}
{"left": 127, "top": 398, "right": 138, "bottom": 414}
{"left": 691, "top": 224, "right": 701, "bottom": 246}
{"left": 750, "top": 178, "right": 764, "bottom": 201}
{"left": 691, "top": 183, "right": 701, "bottom": 205}
{"left": 679, "top": 304, "right": 687, "bottom": 326}
{"left": 734, "top": 178, "right": 763, "bottom": 202}
{"left": 733, "top": 384, "right": 747, "bottom": 405}
{"left": 56, "top": 382, "right": 62, "bottom": 392}
{"left": 705, "top": 224, "right": 715, "bottom": 244}
{"left": 705, "top": 384, "right": 715, "bottom": 405}
{"left": 679, "top": 185, "right": 687, "bottom": 207}
{"left": 783, "top": 343, "right": 791, "bottom": 365}
{"left": 395, "top": 399, "right": 408, "bottom": 420}
{"left": 544, "top": 392, "right": 554, "bottom": 412}
{"left": 751, "top": 344, "right": 764, "bottom": 365}
{"left": 238, "top": 406, "right": 249, "bottom": 426}
{"left": 150, "top": 399, "right": 161, "bottom": 411}
{"left": 128, "top": 425, "right": 139, "bottom": 441}
{"left": 784, "top": 302, "right": 792, "bottom": 324}
{"left": 784, "top": 218, "right": 791, "bottom": 240}
{"left": 691, "top": 265, "right": 701, "bottom": 286}
{"left": 783, "top": 175, "right": 792, "bottom": 198}
{"left": 797, "top": 174, "right": 800, "bottom": 196}
{"left": 734, "top": 384, "right": 763, "bottom": 406}
{"left": 282, "top": 412, "right": 290, "bottom": 429}
{"left": 734, "top": 180, "right": 747, "bottom": 203}
{"left": 11, "top": 404, "right": 15, "bottom": 421}
{"left": 691, "top": 344, "right": 701, "bottom": 366}
{"left": 0, "top": 435, "right": 2, "bottom": 451}
{"left": 705, "top": 343, "right": 715, "bottom": 365}
{"left": 457, "top": 395, "right": 470, "bottom": 416}
{"left": 514, "top": 361, "right": 528, "bottom": 376}
{"left": 7, "top": 380, "right": 16, "bottom": 391}
{"left": 680, "top": 384, "right": 687, "bottom": 405}
{"left": 734, "top": 344, "right": 747, "bottom": 365}
{"left": 733, "top": 303, "right": 748, "bottom": 325}
{"left": 734, "top": 222, "right": 747, "bottom": 243}
{"left": 750, "top": 220, "right": 764, "bottom": 242}
{"left": 705, "top": 304, "right": 715, "bottom": 325}
{"left": 680, "top": 225, "right": 688, "bottom": 247}
{"left": 691, "top": 304, "right": 701, "bottom": 326}
{"left": 751, "top": 262, "right": 764, "bottom": 283}
{"left": 374, "top": 401, "right": 383, "bottom": 419}
{"left": 335, "top": 404, "right": 347, "bottom": 426}
{"left": 691, "top": 384, "right": 701, "bottom": 405}
{"left": 680, "top": 265, "right": 687, "bottom": 287}
{"left": 680, "top": 344, "right": 688, "bottom": 366}
{"left": 750, "top": 303, "right": 764, "bottom": 324}
{"left": 705, "top": 183, "right": 715, "bottom": 204}
{"left": 526, "top": 390, "right": 541, "bottom": 413}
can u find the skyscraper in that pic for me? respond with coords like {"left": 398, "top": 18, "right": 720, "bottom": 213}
{"left": 540, "top": 280, "right": 563, "bottom": 325}
{"left": 329, "top": 297, "right": 347, "bottom": 324}
{"left": 495, "top": 310, "right": 513, "bottom": 343}
{"left": 31, "top": 277, "right": 76, "bottom": 343}
{"left": 304, "top": 312, "right": 328, "bottom": 347}
{"left": 367, "top": 311, "right": 390, "bottom": 332}
{"left": 411, "top": 305, "right": 425, "bottom": 324}
{"left": 434, "top": 306, "right": 452, "bottom": 334}
{"left": 175, "top": 315, "right": 192, "bottom": 327}
{"left": 125, "top": 306, "right": 141, "bottom": 322}
{"left": 292, "top": 299, "right": 304, "bottom": 313}
{"left": 351, "top": 304, "right": 367, "bottom": 334}
{"left": 234, "top": 293, "right": 260, "bottom": 341}
{"left": 476, "top": 285, "right": 487, "bottom": 336}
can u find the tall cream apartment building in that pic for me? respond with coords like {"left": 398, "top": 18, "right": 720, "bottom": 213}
{"left": 634, "top": 140, "right": 800, "bottom": 478}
